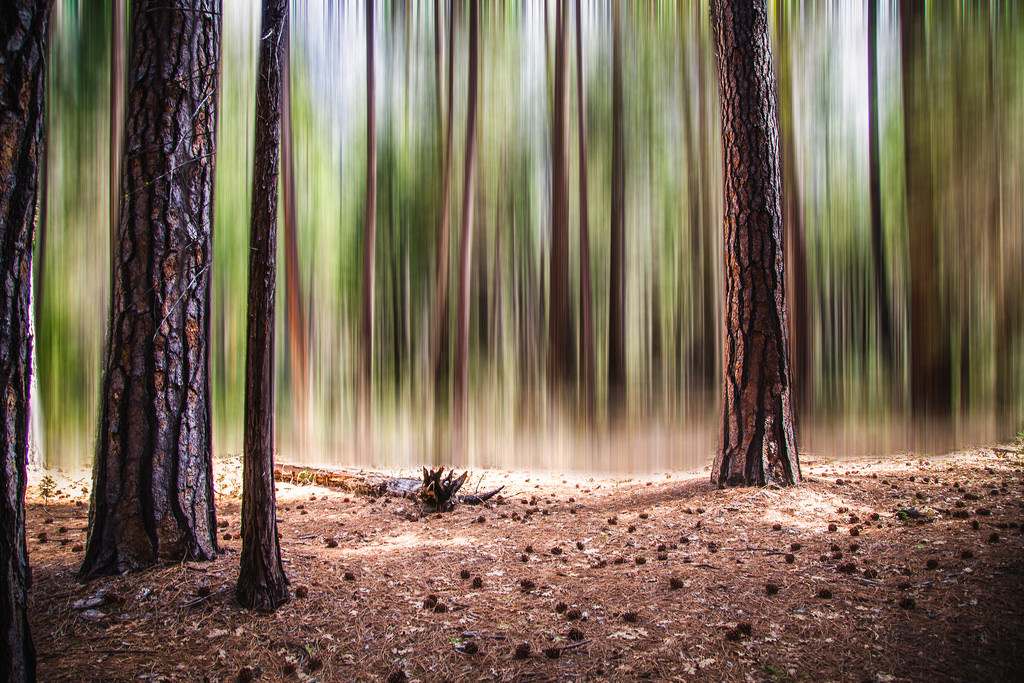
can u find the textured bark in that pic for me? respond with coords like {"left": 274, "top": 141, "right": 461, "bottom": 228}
{"left": 867, "top": 0, "right": 895, "bottom": 369}
{"left": 452, "top": 0, "right": 479, "bottom": 435}
{"left": 359, "top": 0, "right": 377, "bottom": 424}
{"left": 607, "top": 0, "right": 626, "bottom": 418}
{"left": 236, "top": 0, "right": 290, "bottom": 612}
{"left": 710, "top": 0, "right": 799, "bottom": 488}
{"left": 0, "top": 3, "right": 49, "bottom": 678}
{"left": 80, "top": 0, "right": 221, "bottom": 579}
{"left": 901, "top": 0, "right": 951, "bottom": 417}
{"left": 547, "top": 0, "right": 575, "bottom": 395}
{"left": 575, "top": 0, "right": 595, "bottom": 422}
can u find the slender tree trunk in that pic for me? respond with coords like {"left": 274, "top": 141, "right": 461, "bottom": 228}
{"left": 607, "top": 0, "right": 626, "bottom": 418}
{"left": 359, "top": 0, "right": 377, "bottom": 430}
{"left": 473, "top": 158, "right": 489, "bottom": 355}
{"left": 80, "top": 0, "right": 221, "bottom": 579}
{"left": 281, "top": 24, "right": 309, "bottom": 451}
{"left": 901, "top": 0, "right": 951, "bottom": 417}
{"left": 431, "top": 0, "right": 455, "bottom": 429}
{"left": 0, "top": 4, "right": 49, "bottom": 677}
{"left": 710, "top": 0, "right": 799, "bottom": 487}
{"left": 868, "top": 0, "right": 895, "bottom": 369}
{"left": 547, "top": 0, "right": 575, "bottom": 397}
{"left": 575, "top": 0, "right": 595, "bottom": 422}
{"left": 237, "top": 0, "right": 290, "bottom": 612}
{"left": 453, "top": 0, "right": 479, "bottom": 437}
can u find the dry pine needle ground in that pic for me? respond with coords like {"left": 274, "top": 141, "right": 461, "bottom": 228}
{"left": 26, "top": 445, "right": 1024, "bottom": 682}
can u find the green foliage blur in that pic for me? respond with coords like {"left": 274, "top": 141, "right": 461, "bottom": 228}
{"left": 36, "top": 1, "right": 1024, "bottom": 470}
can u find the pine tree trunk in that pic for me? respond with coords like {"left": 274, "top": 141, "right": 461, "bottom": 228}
{"left": 80, "top": 0, "right": 221, "bottom": 579}
{"left": 547, "top": 0, "right": 576, "bottom": 396}
{"left": 0, "top": 3, "right": 49, "bottom": 677}
{"left": 237, "top": 0, "right": 290, "bottom": 612}
{"left": 607, "top": 0, "right": 627, "bottom": 418}
{"left": 710, "top": 0, "right": 799, "bottom": 487}
{"left": 453, "top": 0, "right": 480, "bottom": 437}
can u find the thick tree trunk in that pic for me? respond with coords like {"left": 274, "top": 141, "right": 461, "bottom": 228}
{"left": 452, "top": 0, "right": 479, "bottom": 436}
{"left": 547, "top": 0, "right": 575, "bottom": 396}
{"left": 901, "top": 0, "right": 951, "bottom": 417}
{"left": 237, "top": 0, "right": 290, "bottom": 612}
{"left": 607, "top": 0, "right": 626, "bottom": 418}
{"left": 80, "top": 0, "right": 221, "bottom": 579}
{"left": 0, "top": 3, "right": 50, "bottom": 678}
{"left": 359, "top": 0, "right": 377, "bottom": 428}
{"left": 575, "top": 0, "right": 595, "bottom": 422}
{"left": 710, "top": 0, "right": 799, "bottom": 487}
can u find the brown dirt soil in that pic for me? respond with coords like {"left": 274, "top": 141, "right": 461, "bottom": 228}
{"left": 26, "top": 445, "right": 1024, "bottom": 682}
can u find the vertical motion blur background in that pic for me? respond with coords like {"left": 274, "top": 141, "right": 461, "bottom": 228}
{"left": 38, "top": 1, "right": 1023, "bottom": 471}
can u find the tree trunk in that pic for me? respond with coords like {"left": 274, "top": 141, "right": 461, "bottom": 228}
{"left": 431, "top": 0, "right": 454, "bottom": 447}
{"left": 452, "top": 0, "right": 479, "bottom": 437}
{"left": 575, "top": 0, "right": 595, "bottom": 422}
{"left": 0, "top": 3, "right": 49, "bottom": 677}
{"left": 359, "top": 0, "right": 377, "bottom": 430}
{"left": 80, "top": 0, "right": 221, "bottom": 579}
{"left": 901, "top": 0, "right": 951, "bottom": 417}
{"left": 607, "top": 0, "right": 626, "bottom": 418}
{"left": 710, "top": 0, "right": 799, "bottom": 487}
{"left": 547, "top": 0, "right": 575, "bottom": 396}
{"left": 868, "top": 0, "right": 895, "bottom": 369}
{"left": 473, "top": 157, "right": 489, "bottom": 356}
{"left": 237, "top": 0, "right": 290, "bottom": 612}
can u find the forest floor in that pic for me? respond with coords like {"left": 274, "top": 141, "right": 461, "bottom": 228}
{"left": 25, "top": 443, "right": 1024, "bottom": 682}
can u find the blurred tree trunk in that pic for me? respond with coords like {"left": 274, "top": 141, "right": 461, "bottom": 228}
{"left": 80, "top": 0, "right": 221, "bottom": 579}
{"left": 775, "top": 1, "right": 810, "bottom": 415}
{"left": 0, "top": 2, "right": 50, "bottom": 677}
{"left": 681, "top": 0, "right": 715, "bottom": 395}
{"left": 868, "top": 0, "right": 895, "bottom": 369}
{"left": 607, "top": 0, "right": 626, "bottom": 418}
{"left": 473, "top": 156, "right": 489, "bottom": 356}
{"left": 901, "top": 0, "right": 952, "bottom": 417}
{"left": 281, "top": 24, "right": 309, "bottom": 451}
{"left": 710, "top": 0, "right": 799, "bottom": 487}
{"left": 359, "top": 0, "right": 377, "bottom": 432}
{"left": 547, "top": 0, "right": 575, "bottom": 397}
{"left": 575, "top": 0, "right": 595, "bottom": 421}
{"left": 490, "top": 153, "right": 506, "bottom": 368}
{"left": 453, "top": 0, "right": 479, "bottom": 437}
{"left": 988, "top": 12, "right": 1013, "bottom": 419}
{"left": 431, "top": 0, "right": 454, "bottom": 435}
{"left": 237, "top": 0, "right": 290, "bottom": 612}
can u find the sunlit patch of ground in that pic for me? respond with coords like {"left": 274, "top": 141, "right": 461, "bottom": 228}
{"left": 26, "top": 445, "right": 1024, "bottom": 681}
